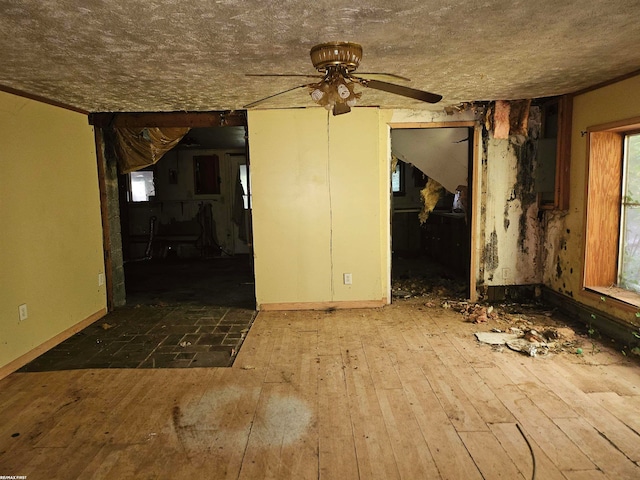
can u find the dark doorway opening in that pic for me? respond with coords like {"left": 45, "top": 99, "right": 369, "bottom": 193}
{"left": 390, "top": 126, "right": 474, "bottom": 300}
{"left": 117, "top": 126, "right": 256, "bottom": 310}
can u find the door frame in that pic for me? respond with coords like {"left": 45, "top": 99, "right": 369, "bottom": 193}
{"left": 90, "top": 111, "right": 248, "bottom": 310}
{"left": 388, "top": 121, "right": 481, "bottom": 302}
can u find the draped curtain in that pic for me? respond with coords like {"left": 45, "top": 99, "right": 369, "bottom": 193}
{"left": 114, "top": 127, "right": 190, "bottom": 174}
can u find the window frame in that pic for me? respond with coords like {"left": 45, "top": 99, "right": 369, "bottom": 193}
{"left": 391, "top": 160, "right": 405, "bottom": 196}
{"left": 618, "top": 131, "right": 640, "bottom": 292}
{"left": 583, "top": 117, "right": 640, "bottom": 308}
{"left": 127, "top": 167, "right": 156, "bottom": 203}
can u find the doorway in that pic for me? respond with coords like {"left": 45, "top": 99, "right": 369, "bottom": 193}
{"left": 390, "top": 124, "right": 477, "bottom": 301}
{"left": 117, "top": 126, "right": 256, "bottom": 309}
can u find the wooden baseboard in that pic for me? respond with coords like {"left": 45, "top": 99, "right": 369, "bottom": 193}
{"left": 542, "top": 287, "right": 639, "bottom": 347}
{"left": 0, "top": 308, "right": 107, "bottom": 380}
{"left": 259, "top": 299, "right": 388, "bottom": 311}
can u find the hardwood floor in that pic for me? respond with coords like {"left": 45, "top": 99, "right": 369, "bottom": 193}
{"left": 0, "top": 300, "right": 639, "bottom": 479}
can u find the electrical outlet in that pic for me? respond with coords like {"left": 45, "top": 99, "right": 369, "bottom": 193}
{"left": 502, "top": 268, "right": 510, "bottom": 280}
{"left": 18, "top": 304, "right": 28, "bottom": 321}
{"left": 98, "top": 273, "right": 105, "bottom": 286}
{"left": 343, "top": 273, "right": 353, "bottom": 285}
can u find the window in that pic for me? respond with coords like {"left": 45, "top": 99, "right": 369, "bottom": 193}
{"left": 584, "top": 119, "right": 640, "bottom": 306}
{"left": 194, "top": 155, "right": 220, "bottom": 195}
{"left": 129, "top": 170, "right": 155, "bottom": 202}
{"left": 619, "top": 133, "right": 640, "bottom": 292}
{"left": 392, "top": 161, "right": 404, "bottom": 195}
{"left": 239, "top": 164, "right": 251, "bottom": 209}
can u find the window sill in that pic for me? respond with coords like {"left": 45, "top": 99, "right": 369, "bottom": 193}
{"left": 585, "top": 286, "right": 640, "bottom": 309}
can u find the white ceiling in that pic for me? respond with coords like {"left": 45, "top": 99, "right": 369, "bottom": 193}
{"left": 1, "top": 0, "right": 640, "bottom": 113}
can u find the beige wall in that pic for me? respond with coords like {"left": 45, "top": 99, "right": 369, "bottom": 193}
{"left": 248, "top": 108, "right": 389, "bottom": 308}
{"left": 0, "top": 91, "right": 106, "bottom": 369}
{"left": 543, "top": 74, "right": 640, "bottom": 322}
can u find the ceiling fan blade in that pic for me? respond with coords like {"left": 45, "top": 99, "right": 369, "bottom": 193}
{"left": 246, "top": 73, "right": 322, "bottom": 79}
{"left": 355, "top": 72, "right": 411, "bottom": 82}
{"left": 352, "top": 76, "right": 442, "bottom": 103}
{"left": 243, "top": 84, "right": 310, "bottom": 108}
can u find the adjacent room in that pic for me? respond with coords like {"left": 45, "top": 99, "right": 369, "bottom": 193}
{"left": 1, "top": 1, "right": 640, "bottom": 478}
{"left": 390, "top": 126, "right": 473, "bottom": 299}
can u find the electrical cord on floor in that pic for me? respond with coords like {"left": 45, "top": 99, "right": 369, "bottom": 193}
{"left": 517, "top": 423, "right": 536, "bottom": 480}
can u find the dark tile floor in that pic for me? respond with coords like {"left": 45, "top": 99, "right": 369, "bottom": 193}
{"left": 20, "top": 255, "right": 257, "bottom": 372}
{"left": 19, "top": 305, "right": 256, "bottom": 371}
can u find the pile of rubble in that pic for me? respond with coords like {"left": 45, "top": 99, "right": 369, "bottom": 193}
{"left": 440, "top": 300, "right": 581, "bottom": 357}
{"left": 391, "top": 276, "right": 466, "bottom": 300}
{"left": 474, "top": 326, "right": 578, "bottom": 357}
{"left": 391, "top": 269, "right": 591, "bottom": 358}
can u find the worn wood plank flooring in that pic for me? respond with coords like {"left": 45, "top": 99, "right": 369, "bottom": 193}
{"left": 1, "top": 300, "right": 639, "bottom": 479}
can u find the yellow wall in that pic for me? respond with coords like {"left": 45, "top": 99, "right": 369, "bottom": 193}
{"left": 0, "top": 91, "right": 106, "bottom": 368}
{"left": 544, "top": 74, "right": 640, "bottom": 322}
{"left": 248, "top": 108, "right": 389, "bottom": 307}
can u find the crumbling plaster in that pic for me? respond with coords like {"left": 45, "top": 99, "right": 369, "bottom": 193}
{"left": 478, "top": 108, "right": 544, "bottom": 289}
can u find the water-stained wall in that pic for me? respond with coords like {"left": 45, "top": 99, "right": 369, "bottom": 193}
{"left": 478, "top": 108, "right": 544, "bottom": 290}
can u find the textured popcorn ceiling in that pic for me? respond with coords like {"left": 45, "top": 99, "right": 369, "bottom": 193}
{"left": 1, "top": 0, "right": 640, "bottom": 113}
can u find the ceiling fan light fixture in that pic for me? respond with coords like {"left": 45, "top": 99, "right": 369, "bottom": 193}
{"left": 310, "top": 42, "right": 362, "bottom": 72}
{"left": 308, "top": 74, "right": 361, "bottom": 110}
{"left": 311, "top": 88, "right": 325, "bottom": 102}
{"left": 337, "top": 83, "right": 350, "bottom": 99}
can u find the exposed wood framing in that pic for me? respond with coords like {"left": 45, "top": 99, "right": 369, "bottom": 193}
{"left": 555, "top": 94, "right": 573, "bottom": 210}
{"left": 94, "top": 128, "right": 114, "bottom": 311}
{"left": 89, "top": 111, "right": 247, "bottom": 128}
{"left": 469, "top": 125, "right": 482, "bottom": 303}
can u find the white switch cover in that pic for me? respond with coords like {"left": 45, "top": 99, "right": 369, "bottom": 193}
{"left": 343, "top": 273, "right": 353, "bottom": 285}
{"left": 502, "top": 268, "right": 510, "bottom": 280}
{"left": 98, "top": 273, "right": 105, "bottom": 286}
{"left": 18, "top": 304, "right": 28, "bottom": 321}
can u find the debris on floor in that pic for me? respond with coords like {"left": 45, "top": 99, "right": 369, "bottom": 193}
{"left": 505, "top": 337, "right": 544, "bottom": 357}
{"left": 474, "top": 331, "right": 520, "bottom": 345}
{"left": 475, "top": 325, "right": 579, "bottom": 357}
{"left": 390, "top": 257, "right": 603, "bottom": 359}
{"left": 392, "top": 289, "right": 414, "bottom": 299}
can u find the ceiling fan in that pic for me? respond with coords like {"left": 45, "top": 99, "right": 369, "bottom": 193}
{"left": 244, "top": 42, "right": 442, "bottom": 116}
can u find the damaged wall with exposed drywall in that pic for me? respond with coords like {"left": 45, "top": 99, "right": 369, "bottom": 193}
{"left": 478, "top": 106, "right": 544, "bottom": 290}
{"left": 388, "top": 107, "right": 547, "bottom": 298}
{"left": 542, "top": 74, "right": 640, "bottom": 326}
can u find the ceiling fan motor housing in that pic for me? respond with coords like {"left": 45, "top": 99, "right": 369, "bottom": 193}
{"left": 310, "top": 42, "right": 362, "bottom": 72}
